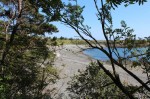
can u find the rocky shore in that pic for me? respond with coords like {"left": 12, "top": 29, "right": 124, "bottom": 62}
{"left": 45, "top": 44, "right": 148, "bottom": 98}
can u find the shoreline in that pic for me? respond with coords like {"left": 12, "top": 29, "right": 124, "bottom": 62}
{"left": 45, "top": 44, "right": 148, "bottom": 98}
{"left": 45, "top": 45, "right": 93, "bottom": 98}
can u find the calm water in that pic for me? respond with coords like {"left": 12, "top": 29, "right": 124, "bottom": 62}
{"left": 83, "top": 47, "right": 147, "bottom": 61}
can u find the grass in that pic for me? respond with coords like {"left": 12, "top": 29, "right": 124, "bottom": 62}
{"left": 56, "top": 39, "right": 87, "bottom": 45}
{"left": 47, "top": 39, "right": 106, "bottom": 46}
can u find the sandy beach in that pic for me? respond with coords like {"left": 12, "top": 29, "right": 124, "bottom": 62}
{"left": 45, "top": 44, "right": 148, "bottom": 98}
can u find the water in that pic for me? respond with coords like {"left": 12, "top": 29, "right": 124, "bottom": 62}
{"left": 83, "top": 47, "right": 147, "bottom": 61}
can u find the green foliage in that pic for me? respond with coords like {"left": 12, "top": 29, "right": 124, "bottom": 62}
{"left": 59, "top": 36, "right": 66, "bottom": 40}
{"left": 48, "top": 38, "right": 104, "bottom": 45}
{"left": 0, "top": 0, "right": 61, "bottom": 98}
{"left": 62, "top": 3, "right": 85, "bottom": 26}
{"left": 52, "top": 36, "right": 58, "bottom": 41}
{"left": 55, "top": 39, "right": 87, "bottom": 45}
{"left": 67, "top": 62, "right": 128, "bottom": 99}
{"left": 28, "top": 0, "right": 63, "bottom": 21}
{"left": 106, "top": 0, "right": 147, "bottom": 8}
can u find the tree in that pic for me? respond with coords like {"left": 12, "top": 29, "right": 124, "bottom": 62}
{"left": 52, "top": 36, "right": 58, "bottom": 41}
{"left": 61, "top": 0, "right": 150, "bottom": 98}
{"left": 0, "top": 0, "right": 62, "bottom": 98}
{"left": 106, "top": 0, "right": 147, "bottom": 8}
{"left": 60, "top": 36, "right": 65, "bottom": 40}
{"left": 67, "top": 62, "right": 129, "bottom": 99}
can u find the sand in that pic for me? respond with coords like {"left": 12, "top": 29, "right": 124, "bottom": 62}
{"left": 45, "top": 44, "right": 148, "bottom": 98}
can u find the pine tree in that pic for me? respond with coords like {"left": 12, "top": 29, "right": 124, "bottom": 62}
{"left": 0, "top": 0, "right": 62, "bottom": 98}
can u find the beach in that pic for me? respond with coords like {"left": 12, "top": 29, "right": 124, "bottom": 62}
{"left": 45, "top": 45, "right": 92, "bottom": 98}
{"left": 45, "top": 44, "right": 148, "bottom": 98}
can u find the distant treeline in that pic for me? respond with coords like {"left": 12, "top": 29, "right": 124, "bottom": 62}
{"left": 106, "top": 39, "right": 149, "bottom": 48}
{"left": 47, "top": 36, "right": 149, "bottom": 47}
{"left": 48, "top": 36, "right": 106, "bottom": 45}
{"left": 48, "top": 36, "right": 80, "bottom": 40}
{"left": 47, "top": 36, "right": 87, "bottom": 45}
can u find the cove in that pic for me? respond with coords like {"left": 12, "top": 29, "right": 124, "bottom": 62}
{"left": 83, "top": 47, "right": 147, "bottom": 61}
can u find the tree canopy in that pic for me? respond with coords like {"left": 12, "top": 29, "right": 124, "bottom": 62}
{"left": 0, "top": 0, "right": 62, "bottom": 98}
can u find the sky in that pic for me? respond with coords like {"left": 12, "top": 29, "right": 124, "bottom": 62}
{"left": 50, "top": 0, "right": 150, "bottom": 40}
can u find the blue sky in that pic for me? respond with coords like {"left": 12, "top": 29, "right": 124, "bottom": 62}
{"left": 51, "top": 0, "right": 150, "bottom": 40}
